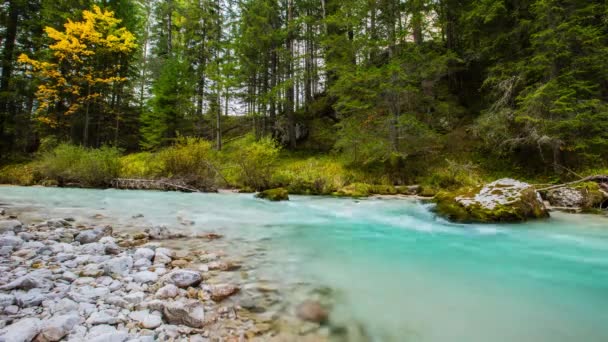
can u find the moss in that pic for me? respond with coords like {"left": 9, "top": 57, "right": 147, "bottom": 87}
{"left": 572, "top": 182, "right": 607, "bottom": 210}
{"left": 255, "top": 188, "right": 289, "bottom": 201}
{"left": 369, "top": 184, "right": 398, "bottom": 195}
{"left": 333, "top": 183, "right": 371, "bottom": 197}
{"left": 434, "top": 186, "right": 548, "bottom": 223}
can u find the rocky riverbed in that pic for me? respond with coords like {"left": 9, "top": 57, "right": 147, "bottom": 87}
{"left": 0, "top": 209, "right": 331, "bottom": 342}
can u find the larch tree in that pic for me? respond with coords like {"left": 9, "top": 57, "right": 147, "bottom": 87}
{"left": 18, "top": 5, "right": 137, "bottom": 146}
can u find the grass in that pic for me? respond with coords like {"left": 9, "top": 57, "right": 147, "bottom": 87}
{"left": 3, "top": 136, "right": 604, "bottom": 197}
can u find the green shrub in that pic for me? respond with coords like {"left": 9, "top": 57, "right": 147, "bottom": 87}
{"left": 0, "top": 163, "right": 36, "bottom": 185}
{"left": 271, "top": 157, "right": 350, "bottom": 194}
{"left": 226, "top": 135, "right": 280, "bottom": 190}
{"left": 119, "top": 152, "right": 160, "bottom": 179}
{"left": 155, "top": 138, "right": 219, "bottom": 188}
{"left": 422, "top": 159, "right": 481, "bottom": 190}
{"left": 36, "top": 144, "right": 121, "bottom": 187}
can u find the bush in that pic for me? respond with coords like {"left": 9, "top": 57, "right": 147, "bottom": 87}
{"left": 0, "top": 163, "right": 36, "bottom": 185}
{"left": 36, "top": 144, "right": 121, "bottom": 187}
{"left": 119, "top": 152, "right": 160, "bottom": 179}
{"left": 422, "top": 159, "right": 481, "bottom": 190}
{"left": 155, "top": 138, "right": 219, "bottom": 189}
{"left": 226, "top": 135, "right": 280, "bottom": 190}
{"left": 271, "top": 157, "right": 351, "bottom": 195}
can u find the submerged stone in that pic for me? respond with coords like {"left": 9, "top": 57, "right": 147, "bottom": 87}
{"left": 434, "top": 178, "right": 549, "bottom": 223}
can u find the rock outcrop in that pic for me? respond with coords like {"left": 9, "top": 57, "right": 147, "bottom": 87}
{"left": 434, "top": 178, "right": 549, "bottom": 223}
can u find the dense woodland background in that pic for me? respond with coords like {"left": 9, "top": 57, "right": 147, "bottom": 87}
{"left": 0, "top": 0, "right": 607, "bottom": 190}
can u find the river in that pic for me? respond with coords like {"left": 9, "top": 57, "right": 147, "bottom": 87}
{"left": 1, "top": 186, "right": 607, "bottom": 341}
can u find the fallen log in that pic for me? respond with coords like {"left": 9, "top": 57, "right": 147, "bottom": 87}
{"left": 111, "top": 178, "right": 201, "bottom": 193}
{"left": 536, "top": 175, "right": 608, "bottom": 192}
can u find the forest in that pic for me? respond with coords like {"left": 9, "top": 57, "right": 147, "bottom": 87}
{"left": 0, "top": 0, "right": 607, "bottom": 193}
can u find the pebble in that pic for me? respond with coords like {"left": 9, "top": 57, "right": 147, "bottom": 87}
{"left": 0, "top": 216, "right": 294, "bottom": 341}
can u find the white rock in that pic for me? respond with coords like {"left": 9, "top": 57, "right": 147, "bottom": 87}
{"left": 79, "top": 302, "right": 97, "bottom": 316}
{"left": 88, "top": 332, "right": 129, "bottom": 342}
{"left": 0, "top": 235, "right": 23, "bottom": 249}
{"left": 4, "top": 305, "right": 19, "bottom": 315}
{"left": 38, "top": 313, "right": 80, "bottom": 341}
{"left": 162, "top": 299, "right": 205, "bottom": 328}
{"left": 0, "top": 293, "right": 15, "bottom": 306}
{"left": 60, "top": 271, "right": 78, "bottom": 282}
{"left": 14, "top": 288, "right": 46, "bottom": 307}
{"left": 68, "top": 285, "right": 110, "bottom": 303}
{"left": 50, "top": 298, "right": 79, "bottom": 315}
{"left": 80, "top": 263, "right": 104, "bottom": 277}
{"left": 104, "top": 295, "right": 129, "bottom": 309}
{"left": 155, "top": 284, "right": 179, "bottom": 299}
{"left": 128, "top": 310, "right": 162, "bottom": 329}
{"left": 132, "top": 271, "right": 158, "bottom": 284}
{"left": 109, "top": 280, "right": 122, "bottom": 292}
{"left": 133, "top": 248, "right": 155, "bottom": 261}
{"left": 86, "top": 310, "right": 125, "bottom": 325}
{"left": 124, "top": 291, "right": 145, "bottom": 305}
{"left": 133, "top": 258, "right": 151, "bottom": 269}
{"left": 163, "top": 269, "right": 201, "bottom": 288}
{"left": 0, "top": 317, "right": 41, "bottom": 342}
{"left": 145, "top": 225, "right": 172, "bottom": 240}
{"left": 0, "top": 220, "right": 23, "bottom": 234}
{"left": 103, "top": 256, "right": 133, "bottom": 277}
{"left": 80, "top": 242, "right": 106, "bottom": 255}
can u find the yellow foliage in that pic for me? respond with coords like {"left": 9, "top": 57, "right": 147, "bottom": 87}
{"left": 18, "top": 5, "right": 137, "bottom": 127}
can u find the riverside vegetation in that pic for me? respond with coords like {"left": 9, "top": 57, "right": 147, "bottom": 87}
{"left": 0, "top": 1, "right": 607, "bottom": 202}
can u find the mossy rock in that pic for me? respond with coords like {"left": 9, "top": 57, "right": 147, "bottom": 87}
{"left": 545, "top": 182, "right": 608, "bottom": 211}
{"left": 333, "top": 183, "right": 371, "bottom": 197}
{"left": 333, "top": 183, "right": 400, "bottom": 197}
{"left": 434, "top": 178, "right": 549, "bottom": 223}
{"left": 256, "top": 188, "right": 289, "bottom": 201}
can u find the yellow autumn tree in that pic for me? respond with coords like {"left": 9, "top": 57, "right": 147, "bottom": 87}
{"left": 19, "top": 6, "right": 137, "bottom": 144}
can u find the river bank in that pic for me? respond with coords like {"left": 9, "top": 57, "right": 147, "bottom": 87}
{"left": 0, "top": 206, "right": 332, "bottom": 341}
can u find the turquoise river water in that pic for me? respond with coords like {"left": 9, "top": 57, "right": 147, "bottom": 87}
{"left": 1, "top": 186, "right": 607, "bottom": 341}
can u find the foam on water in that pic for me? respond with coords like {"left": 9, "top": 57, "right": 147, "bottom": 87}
{"left": 1, "top": 186, "right": 608, "bottom": 341}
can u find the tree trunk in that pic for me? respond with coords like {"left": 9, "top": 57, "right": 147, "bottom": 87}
{"left": 0, "top": 0, "right": 19, "bottom": 157}
{"left": 286, "top": 0, "right": 296, "bottom": 149}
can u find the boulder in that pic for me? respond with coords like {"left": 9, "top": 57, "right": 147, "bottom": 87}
{"left": 133, "top": 248, "right": 155, "bottom": 261}
{"left": 210, "top": 284, "right": 239, "bottom": 302}
{"left": 75, "top": 226, "right": 112, "bottom": 244}
{"left": 255, "top": 188, "right": 289, "bottom": 201}
{"left": 0, "top": 293, "right": 15, "bottom": 307}
{"left": 132, "top": 271, "right": 158, "bottom": 284}
{"left": 0, "top": 220, "right": 23, "bottom": 234}
{"left": 0, "top": 235, "right": 23, "bottom": 249}
{"left": 145, "top": 225, "right": 173, "bottom": 240}
{"left": 0, "top": 273, "right": 52, "bottom": 291}
{"left": 434, "top": 178, "right": 549, "bottom": 223}
{"left": 36, "top": 313, "right": 79, "bottom": 341}
{"left": 544, "top": 182, "right": 608, "bottom": 210}
{"left": 163, "top": 270, "right": 201, "bottom": 288}
{"left": 162, "top": 299, "right": 206, "bottom": 328}
{"left": 103, "top": 256, "right": 133, "bottom": 277}
{"left": 128, "top": 310, "right": 163, "bottom": 329}
{"left": 0, "top": 317, "right": 41, "bottom": 342}
{"left": 155, "top": 284, "right": 179, "bottom": 299}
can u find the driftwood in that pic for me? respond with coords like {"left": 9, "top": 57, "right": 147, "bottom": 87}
{"left": 111, "top": 178, "right": 201, "bottom": 193}
{"left": 536, "top": 175, "right": 608, "bottom": 192}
